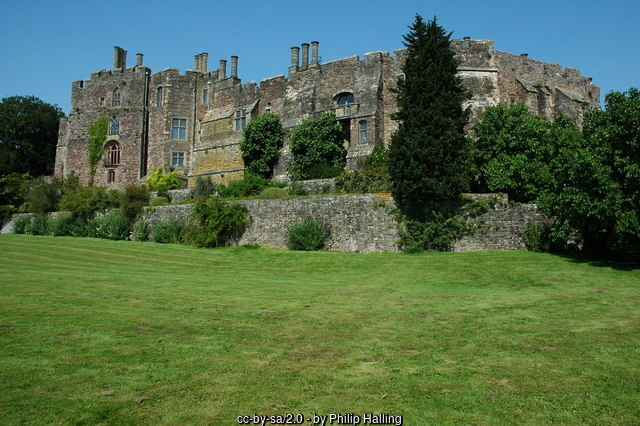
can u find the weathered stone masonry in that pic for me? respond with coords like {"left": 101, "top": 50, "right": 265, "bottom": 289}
{"left": 139, "top": 194, "right": 548, "bottom": 253}
{"left": 55, "top": 39, "right": 599, "bottom": 189}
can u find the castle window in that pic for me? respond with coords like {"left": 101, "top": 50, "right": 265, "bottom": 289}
{"left": 105, "top": 142, "right": 121, "bottom": 166}
{"left": 157, "top": 87, "right": 164, "bottom": 106}
{"left": 99, "top": 97, "right": 105, "bottom": 106}
{"left": 359, "top": 120, "right": 368, "bottom": 144}
{"left": 172, "top": 152, "right": 185, "bottom": 167}
{"left": 107, "top": 170, "right": 116, "bottom": 183}
{"left": 108, "top": 118, "right": 120, "bottom": 135}
{"left": 336, "top": 93, "right": 355, "bottom": 106}
{"left": 235, "top": 108, "right": 247, "bottom": 132}
{"left": 202, "top": 88, "right": 208, "bottom": 105}
{"left": 112, "top": 90, "right": 121, "bottom": 107}
{"left": 172, "top": 118, "right": 187, "bottom": 140}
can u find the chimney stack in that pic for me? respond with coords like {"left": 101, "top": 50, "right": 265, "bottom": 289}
{"left": 311, "top": 41, "right": 319, "bottom": 67}
{"left": 301, "top": 43, "right": 309, "bottom": 70}
{"left": 290, "top": 46, "right": 300, "bottom": 69}
{"left": 136, "top": 53, "right": 143, "bottom": 66}
{"left": 219, "top": 59, "right": 227, "bottom": 80}
{"left": 201, "top": 53, "right": 208, "bottom": 73}
{"left": 113, "top": 46, "right": 127, "bottom": 70}
{"left": 231, "top": 56, "right": 238, "bottom": 78}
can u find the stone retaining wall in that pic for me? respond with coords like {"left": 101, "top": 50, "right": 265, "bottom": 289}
{"left": 3, "top": 194, "right": 550, "bottom": 253}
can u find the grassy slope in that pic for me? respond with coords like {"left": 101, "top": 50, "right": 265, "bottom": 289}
{"left": 0, "top": 234, "right": 638, "bottom": 424}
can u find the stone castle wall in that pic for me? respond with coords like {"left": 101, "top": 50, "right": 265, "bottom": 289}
{"left": 55, "top": 40, "right": 600, "bottom": 189}
{"left": 139, "top": 194, "right": 548, "bottom": 253}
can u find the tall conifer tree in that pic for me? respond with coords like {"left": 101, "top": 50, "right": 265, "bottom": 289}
{"left": 389, "top": 15, "right": 470, "bottom": 213}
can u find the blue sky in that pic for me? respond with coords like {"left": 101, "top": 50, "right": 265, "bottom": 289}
{"left": 1, "top": 0, "right": 638, "bottom": 115}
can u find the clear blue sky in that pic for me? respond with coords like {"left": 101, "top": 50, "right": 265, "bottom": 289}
{"left": 1, "top": 0, "right": 638, "bottom": 115}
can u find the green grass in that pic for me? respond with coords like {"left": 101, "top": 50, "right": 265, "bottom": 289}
{"left": 0, "top": 234, "right": 638, "bottom": 424}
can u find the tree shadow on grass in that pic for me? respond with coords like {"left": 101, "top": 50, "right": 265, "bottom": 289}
{"left": 554, "top": 251, "right": 639, "bottom": 271}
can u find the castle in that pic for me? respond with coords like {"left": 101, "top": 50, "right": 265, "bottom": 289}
{"left": 54, "top": 39, "right": 600, "bottom": 188}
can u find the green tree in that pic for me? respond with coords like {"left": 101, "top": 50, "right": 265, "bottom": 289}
{"left": 240, "top": 113, "right": 284, "bottom": 179}
{"left": 0, "top": 96, "right": 64, "bottom": 177}
{"left": 388, "top": 15, "right": 470, "bottom": 213}
{"left": 288, "top": 111, "right": 345, "bottom": 180}
{"left": 471, "top": 104, "right": 582, "bottom": 202}
{"left": 544, "top": 88, "right": 640, "bottom": 254}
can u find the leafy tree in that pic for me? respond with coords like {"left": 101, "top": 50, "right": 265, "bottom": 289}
{"left": 289, "top": 111, "right": 345, "bottom": 180}
{"left": 545, "top": 88, "right": 640, "bottom": 254}
{"left": 240, "top": 113, "right": 284, "bottom": 179}
{"left": 388, "top": 15, "right": 470, "bottom": 213}
{"left": 471, "top": 104, "right": 582, "bottom": 202}
{"left": 0, "top": 96, "right": 64, "bottom": 177}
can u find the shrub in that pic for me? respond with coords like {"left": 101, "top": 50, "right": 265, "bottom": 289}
{"left": 26, "top": 215, "right": 49, "bottom": 235}
{"left": 146, "top": 168, "right": 183, "bottom": 193}
{"left": 335, "top": 168, "right": 391, "bottom": 194}
{"left": 49, "top": 213, "right": 73, "bottom": 236}
{"left": 523, "top": 221, "right": 571, "bottom": 253}
{"left": 11, "top": 215, "right": 31, "bottom": 234}
{"left": 286, "top": 220, "right": 328, "bottom": 251}
{"left": 27, "top": 177, "right": 63, "bottom": 214}
{"left": 285, "top": 182, "right": 306, "bottom": 196}
{"left": 191, "top": 176, "right": 216, "bottom": 200}
{"left": 120, "top": 185, "right": 150, "bottom": 222}
{"left": 183, "top": 197, "right": 249, "bottom": 248}
{"left": 151, "top": 196, "right": 169, "bottom": 206}
{"left": 217, "top": 174, "right": 271, "bottom": 198}
{"left": 94, "top": 212, "right": 130, "bottom": 240}
{"left": 256, "top": 187, "right": 288, "bottom": 199}
{"left": 399, "top": 211, "right": 472, "bottom": 253}
{"left": 132, "top": 220, "right": 150, "bottom": 242}
{"left": 240, "top": 113, "right": 285, "bottom": 179}
{"left": 304, "top": 162, "right": 343, "bottom": 179}
{"left": 363, "top": 145, "right": 389, "bottom": 170}
{"left": 67, "top": 217, "right": 92, "bottom": 237}
{"left": 106, "top": 189, "right": 122, "bottom": 208}
{"left": 152, "top": 219, "right": 184, "bottom": 244}
{"left": 288, "top": 112, "right": 346, "bottom": 180}
{"left": 58, "top": 183, "right": 108, "bottom": 219}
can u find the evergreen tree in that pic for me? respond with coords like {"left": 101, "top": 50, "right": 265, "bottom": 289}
{"left": 389, "top": 15, "right": 470, "bottom": 213}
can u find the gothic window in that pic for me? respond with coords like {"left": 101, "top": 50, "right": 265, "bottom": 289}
{"left": 108, "top": 117, "right": 120, "bottom": 135}
{"left": 172, "top": 152, "right": 185, "bottom": 167}
{"left": 359, "top": 120, "right": 368, "bottom": 144}
{"left": 336, "top": 92, "right": 355, "bottom": 106}
{"left": 235, "top": 108, "right": 247, "bottom": 132}
{"left": 107, "top": 170, "right": 116, "bottom": 183}
{"left": 112, "top": 89, "right": 121, "bottom": 107}
{"left": 157, "top": 87, "right": 164, "bottom": 107}
{"left": 202, "top": 88, "right": 208, "bottom": 105}
{"left": 105, "top": 142, "right": 121, "bottom": 166}
{"left": 172, "top": 118, "right": 187, "bottom": 140}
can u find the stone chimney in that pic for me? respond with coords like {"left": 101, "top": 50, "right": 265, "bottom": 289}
{"left": 219, "top": 59, "right": 227, "bottom": 80}
{"left": 311, "top": 41, "right": 319, "bottom": 67}
{"left": 136, "top": 53, "right": 143, "bottom": 66}
{"left": 113, "top": 46, "right": 127, "bottom": 70}
{"left": 231, "top": 56, "right": 238, "bottom": 78}
{"left": 201, "top": 53, "right": 208, "bottom": 73}
{"left": 301, "top": 43, "right": 309, "bottom": 70}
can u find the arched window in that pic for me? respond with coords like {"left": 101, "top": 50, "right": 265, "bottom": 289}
{"left": 359, "top": 120, "right": 368, "bottom": 144}
{"left": 202, "top": 88, "right": 208, "bottom": 105}
{"left": 112, "top": 89, "right": 121, "bottom": 107}
{"left": 105, "top": 141, "right": 121, "bottom": 166}
{"left": 157, "top": 87, "right": 164, "bottom": 106}
{"left": 108, "top": 118, "right": 120, "bottom": 135}
{"left": 336, "top": 92, "right": 355, "bottom": 106}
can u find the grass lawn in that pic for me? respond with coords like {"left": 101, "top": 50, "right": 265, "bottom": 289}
{"left": 0, "top": 234, "right": 638, "bottom": 424}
